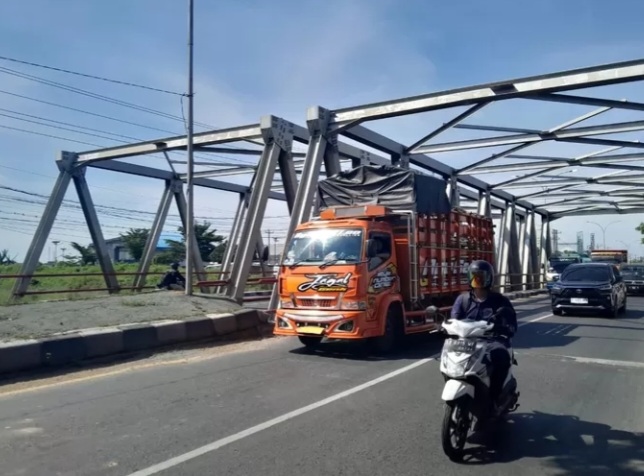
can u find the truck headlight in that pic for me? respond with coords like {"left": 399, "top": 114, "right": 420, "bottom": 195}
{"left": 280, "top": 300, "right": 295, "bottom": 308}
{"left": 340, "top": 301, "right": 367, "bottom": 310}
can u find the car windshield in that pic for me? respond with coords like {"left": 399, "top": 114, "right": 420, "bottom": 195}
{"left": 550, "top": 262, "right": 573, "bottom": 273}
{"left": 621, "top": 266, "right": 644, "bottom": 278}
{"left": 283, "top": 228, "right": 364, "bottom": 266}
{"left": 561, "top": 266, "right": 611, "bottom": 282}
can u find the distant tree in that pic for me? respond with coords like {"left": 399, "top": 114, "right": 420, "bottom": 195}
{"left": 637, "top": 223, "right": 644, "bottom": 244}
{"left": 209, "top": 242, "right": 227, "bottom": 263}
{"left": 69, "top": 242, "right": 96, "bottom": 265}
{"left": 165, "top": 221, "right": 226, "bottom": 263}
{"left": 0, "top": 249, "right": 16, "bottom": 265}
{"left": 120, "top": 228, "right": 150, "bottom": 261}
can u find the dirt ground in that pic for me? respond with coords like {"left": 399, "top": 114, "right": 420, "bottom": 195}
{"left": 0, "top": 291, "right": 242, "bottom": 342}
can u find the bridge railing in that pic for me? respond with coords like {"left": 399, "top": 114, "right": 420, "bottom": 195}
{"left": 0, "top": 270, "right": 545, "bottom": 304}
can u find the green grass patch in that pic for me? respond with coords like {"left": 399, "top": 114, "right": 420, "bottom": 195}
{"left": 0, "top": 262, "right": 273, "bottom": 306}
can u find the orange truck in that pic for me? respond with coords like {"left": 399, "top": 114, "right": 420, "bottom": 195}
{"left": 273, "top": 165, "right": 495, "bottom": 352}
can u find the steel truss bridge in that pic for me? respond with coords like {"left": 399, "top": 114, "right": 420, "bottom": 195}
{"left": 11, "top": 58, "right": 644, "bottom": 302}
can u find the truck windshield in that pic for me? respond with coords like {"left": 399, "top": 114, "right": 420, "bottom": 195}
{"left": 283, "top": 228, "right": 364, "bottom": 266}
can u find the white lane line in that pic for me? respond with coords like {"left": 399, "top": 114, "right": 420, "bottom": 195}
{"left": 125, "top": 357, "right": 433, "bottom": 476}
{"left": 519, "top": 313, "right": 553, "bottom": 327}
{"left": 126, "top": 310, "right": 554, "bottom": 475}
{"left": 520, "top": 353, "right": 644, "bottom": 369}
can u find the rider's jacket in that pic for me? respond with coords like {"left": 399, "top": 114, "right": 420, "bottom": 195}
{"left": 450, "top": 291, "right": 518, "bottom": 342}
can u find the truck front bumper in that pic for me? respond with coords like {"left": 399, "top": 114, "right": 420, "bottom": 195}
{"left": 273, "top": 310, "right": 377, "bottom": 340}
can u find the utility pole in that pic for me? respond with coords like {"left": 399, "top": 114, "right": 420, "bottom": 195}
{"left": 266, "top": 230, "right": 272, "bottom": 261}
{"left": 52, "top": 240, "right": 60, "bottom": 263}
{"left": 551, "top": 229, "right": 560, "bottom": 255}
{"left": 273, "top": 237, "right": 278, "bottom": 261}
{"left": 185, "top": 0, "right": 195, "bottom": 295}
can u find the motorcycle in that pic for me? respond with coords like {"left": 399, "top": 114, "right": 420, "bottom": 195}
{"left": 426, "top": 306, "right": 520, "bottom": 462}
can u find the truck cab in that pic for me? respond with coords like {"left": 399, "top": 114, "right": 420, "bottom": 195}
{"left": 274, "top": 205, "right": 406, "bottom": 349}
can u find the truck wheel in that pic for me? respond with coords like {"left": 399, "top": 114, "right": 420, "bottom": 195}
{"left": 298, "top": 336, "right": 322, "bottom": 350}
{"left": 373, "top": 307, "right": 402, "bottom": 354}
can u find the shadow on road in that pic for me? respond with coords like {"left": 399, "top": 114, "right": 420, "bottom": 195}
{"left": 289, "top": 333, "right": 446, "bottom": 362}
{"left": 513, "top": 316, "right": 644, "bottom": 351}
{"left": 461, "top": 411, "right": 644, "bottom": 475}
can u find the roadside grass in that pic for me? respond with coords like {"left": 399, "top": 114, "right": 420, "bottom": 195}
{"left": 0, "top": 263, "right": 273, "bottom": 306}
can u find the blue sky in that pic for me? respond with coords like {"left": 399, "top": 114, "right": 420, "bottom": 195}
{"left": 1, "top": 0, "right": 644, "bottom": 261}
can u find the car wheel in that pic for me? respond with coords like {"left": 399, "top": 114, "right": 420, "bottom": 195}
{"left": 552, "top": 308, "right": 563, "bottom": 316}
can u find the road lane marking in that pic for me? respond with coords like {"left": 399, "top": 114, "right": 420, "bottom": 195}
{"left": 520, "top": 353, "right": 644, "bottom": 369}
{"left": 124, "top": 357, "right": 434, "bottom": 476}
{"left": 0, "top": 301, "right": 553, "bottom": 398}
{"left": 519, "top": 313, "right": 552, "bottom": 327}
{"left": 125, "top": 310, "right": 557, "bottom": 475}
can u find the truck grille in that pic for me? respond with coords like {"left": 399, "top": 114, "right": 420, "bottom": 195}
{"left": 297, "top": 298, "right": 336, "bottom": 308}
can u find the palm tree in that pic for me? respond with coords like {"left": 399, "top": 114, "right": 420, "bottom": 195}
{"left": 70, "top": 242, "right": 97, "bottom": 265}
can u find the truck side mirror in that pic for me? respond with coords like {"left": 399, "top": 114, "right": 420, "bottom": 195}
{"left": 261, "top": 246, "right": 269, "bottom": 262}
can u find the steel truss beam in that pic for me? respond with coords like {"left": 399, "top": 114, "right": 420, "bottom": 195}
{"left": 329, "top": 59, "right": 644, "bottom": 125}
{"left": 275, "top": 58, "right": 644, "bottom": 297}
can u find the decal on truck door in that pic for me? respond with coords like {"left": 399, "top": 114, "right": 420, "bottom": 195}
{"left": 297, "top": 273, "right": 352, "bottom": 293}
{"left": 368, "top": 263, "right": 398, "bottom": 293}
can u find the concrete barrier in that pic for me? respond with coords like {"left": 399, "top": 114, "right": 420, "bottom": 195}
{"left": 0, "top": 309, "right": 270, "bottom": 376}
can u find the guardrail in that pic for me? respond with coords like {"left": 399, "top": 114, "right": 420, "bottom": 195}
{"left": 0, "top": 270, "right": 545, "bottom": 303}
{"left": 0, "top": 269, "right": 277, "bottom": 302}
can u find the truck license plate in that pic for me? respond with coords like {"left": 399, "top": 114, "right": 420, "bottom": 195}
{"left": 298, "top": 326, "right": 325, "bottom": 335}
{"left": 570, "top": 297, "right": 588, "bottom": 304}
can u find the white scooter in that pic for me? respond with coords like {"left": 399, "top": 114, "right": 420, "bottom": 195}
{"left": 427, "top": 306, "right": 520, "bottom": 462}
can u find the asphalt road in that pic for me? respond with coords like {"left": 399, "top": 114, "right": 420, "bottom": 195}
{"left": 1, "top": 296, "right": 644, "bottom": 475}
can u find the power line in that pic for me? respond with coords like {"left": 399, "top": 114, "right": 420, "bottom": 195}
{"left": 0, "top": 107, "right": 257, "bottom": 165}
{"left": 0, "top": 65, "right": 216, "bottom": 129}
{"left": 0, "top": 184, "right": 291, "bottom": 222}
{"left": 0, "top": 55, "right": 184, "bottom": 96}
{"left": 0, "top": 89, "right": 179, "bottom": 135}
{"left": 0, "top": 123, "right": 102, "bottom": 147}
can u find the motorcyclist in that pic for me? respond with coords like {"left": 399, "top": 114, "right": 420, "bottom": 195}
{"left": 450, "top": 260, "right": 518, "bottom": 411}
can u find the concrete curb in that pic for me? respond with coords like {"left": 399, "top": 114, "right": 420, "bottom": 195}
{"left": 0, "top": 309, "right": 271, "bottom": 376}
{"left": 505, "top": 289, "right": 548, "bottom": 300}
{"left": 0, "top": 291, "right": 547, "bottom": 376}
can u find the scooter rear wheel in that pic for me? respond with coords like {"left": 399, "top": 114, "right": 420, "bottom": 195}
{"left": 441, "top": 399, "right": 471, "bottom": 462}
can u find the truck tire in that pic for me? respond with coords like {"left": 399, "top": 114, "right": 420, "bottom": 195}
{"left": 373, "top": 306, "right": 402, "bottom": 354}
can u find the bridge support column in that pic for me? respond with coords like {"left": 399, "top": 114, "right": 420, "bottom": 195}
{"left": 447, "top": 176, "right": 460, "bottom": 207}
{"left": 521, "top": 210, "right": 538, "bottom": 291}
{"left": 498, "top": 202, "right": 521, "bottom": 293}
{"left": 268, "top": 107, "right": 339, "bottom": 311}
{"left": 217, "top": 192, "right": 248, "bottom": 293}
{"left": 227, "top": 116, "right": 297, "bottom": 304}
{"left": 478, "top": 190, "right": 498, "bottom": 277}
{"left": 539, "top": 217, "right": 552, "bottom": 287}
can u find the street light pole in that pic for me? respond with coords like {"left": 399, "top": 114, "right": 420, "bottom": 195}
{"left": 185, "top": 0, "right": 195, "bottom": 296}
{"left": 587, "top": 220, "right": 621, "bottom": 249}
